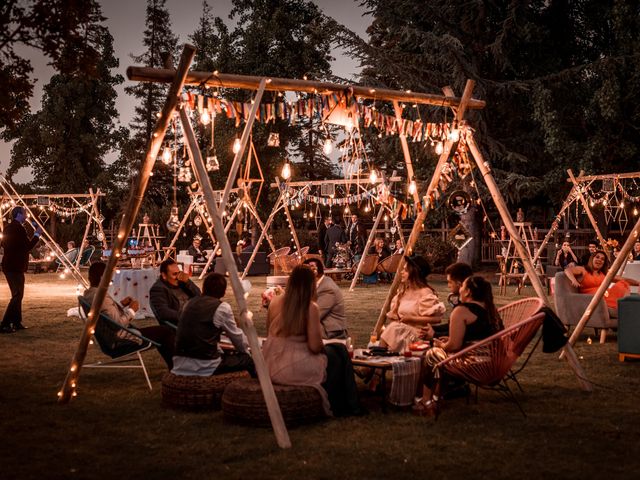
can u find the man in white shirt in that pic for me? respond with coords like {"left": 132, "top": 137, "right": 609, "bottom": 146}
{"left": 171, "top": 273, "right": 255, "bottom": 377}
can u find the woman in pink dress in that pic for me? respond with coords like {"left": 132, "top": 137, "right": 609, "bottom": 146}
{"left": 262, "top": 265, "right": 331, "bottom": 414}
{"left": 379, "top": 255, "right": 446, "bottom": 352}
{"left": 564, "top": 250, "right": 639, "bottom": 315}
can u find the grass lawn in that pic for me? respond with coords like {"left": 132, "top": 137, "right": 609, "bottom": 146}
{"left": 1, "top": 272, "right": 639, "bottom": 480}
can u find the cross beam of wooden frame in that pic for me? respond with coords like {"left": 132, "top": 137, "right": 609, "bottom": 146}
{"left": 127, "top": 67, "right": 486, "bottom": 110}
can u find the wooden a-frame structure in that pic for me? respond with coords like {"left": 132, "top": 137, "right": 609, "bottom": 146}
{"left": 59, "top": 44, "right": 590, "bottom": 451}
{"left": 1, "top": 175, "right": 106, "bottom": 287}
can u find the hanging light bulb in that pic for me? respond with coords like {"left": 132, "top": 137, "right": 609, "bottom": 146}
{"left": 408, "top": 179, "right": 417, "bottom": 195}
{"left": 344, "top": 205, "right": 350, "bottom": 213}
{"left": 448, "top": 122, "right": 460, "bottom": 142}
{"left": 345, "top": 113, "right": 354, "bottom": 132}
{"left": 369, "top": 170, "right": 378, "bottom": 183}
{"left": 364, "top": 204, "right": 370, "bottom": 213}
{"left": 162, "top": 146, "right": 172, "bottom": 164}
{"left": 634, "top": 207, "right": 639, "bottom": 217}
{"left": 323, "top": 138, "right": 333, "bottom": 155}
{"left": 232, "top": 137, "right": 241, "bottom": 154}
{"left": 200, "top": 107, "right": 211, "bottom": 125}
{"left": 281, "top": 161, "right": 291, "bottom": 180}
{"left": 435, "top": 141, "right": 444, "bottom": 155}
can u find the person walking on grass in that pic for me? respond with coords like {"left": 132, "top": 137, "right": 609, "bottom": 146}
{"left": 1, "top": 207, "right": 42, "bottom": 334}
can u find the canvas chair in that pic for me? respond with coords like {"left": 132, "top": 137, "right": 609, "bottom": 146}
{"left": 497, "top": 297, "right": 545, "bottom": 390}
{"left": 56, "top": 248, "right": 78, "bottom": 271}
{"left": 78, "top": 296, "right": 159, "bottom": 390}
{"left": 77, "top": 245, "right": 96, "bottom": 267}
{"left": 435, "top": 312, "right": 545, "bottom": 416}
{"left": 553, "top": 271, "right": 614, "bottom": 343}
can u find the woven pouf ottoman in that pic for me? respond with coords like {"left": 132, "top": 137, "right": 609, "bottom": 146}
{"left": 162, "top": 371, "right": 251, "bottom": 411}
{"left": 222, "top": 378, "right": 326, "bottom": 427}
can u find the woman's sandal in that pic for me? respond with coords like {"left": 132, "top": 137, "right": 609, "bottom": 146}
{"left": 412, "top": 398, "right": 440, "bottom": 417}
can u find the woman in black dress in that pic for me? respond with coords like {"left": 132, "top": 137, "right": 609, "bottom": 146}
{"left": 414, "top": 275, "right": 503, "bottom": 416}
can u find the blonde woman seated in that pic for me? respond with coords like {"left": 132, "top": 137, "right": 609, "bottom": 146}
{"left": 263, "top": 265, "right": 362, "bottom": 417}
{"left": 415, "top": 275, "right": 503, "bottom": 416}
{"left": 379, "top": 255, "right": 446, "bottom": 352}
{"left": 564, "top": 249, "right": 639, "bottom": 317}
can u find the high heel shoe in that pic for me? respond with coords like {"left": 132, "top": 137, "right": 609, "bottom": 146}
{"left": 412, "top": 398, "right": 440, "bottom": 417}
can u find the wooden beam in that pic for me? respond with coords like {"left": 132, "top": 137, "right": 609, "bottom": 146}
{"left": 127, "top": 67, "right": 486, "bottom": 110}
{"left": 567, "top": 169, "right": 611, "bottom": 260}
{"left": 393, "top": 101, "right": 420, "bottom": 204}
{"left": 566, "top": 217, "right": 640, "bottom": 348}
{"left": 221, "top": 79, "right": 267, "bottom": 211}
{"left": 372, "top": 80, "right": 476, "bottom": 337}
{"left": 466, "top": 135, "right": 592, "bottom": 392}
{"left": 180, "top": 104, "right": 291, "bottom": 449}
{"left": 349, "top": 204, "right": 385, "bottom": 292}
{"left": 570, "top": 171, "right": 640, "bottom": 182}
{"left": 57, "top": 44, "right": 197, "bottom": 404}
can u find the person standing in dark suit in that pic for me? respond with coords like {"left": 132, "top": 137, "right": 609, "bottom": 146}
{"left": 317, "top": 216, "right": 331, "bottom": 264}
{"left": 325, "top": 216, "right": 347, "bottom": 267}
{"left": 1, "top": 206, "right": 42, "bottom": 333}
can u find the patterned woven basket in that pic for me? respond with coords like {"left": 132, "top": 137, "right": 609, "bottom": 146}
{"left": 161, "top": 370, "right": 251, "bottom": 411}
{"left": 222, "top": 378, "right": 326, "bottom": 427}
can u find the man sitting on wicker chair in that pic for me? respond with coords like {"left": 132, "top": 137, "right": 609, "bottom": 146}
{"left": 171, "top": 273, "right": 255, "bottom": 377}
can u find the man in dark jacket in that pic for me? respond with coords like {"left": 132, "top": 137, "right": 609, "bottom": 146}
{"left": 172, "top": 273, "right": 254, "bottom": 377}
{"left": 1, "top": 207, "right": 42, "bottom": 333}
{"left": 324, "top": 216, "right": 346, "bottom": 267}
{"left": 149, "top": 258, "right": 201, "bottom": 328}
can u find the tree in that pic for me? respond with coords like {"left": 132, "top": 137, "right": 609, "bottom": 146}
{"left": 0, "top": 0, "right": 109, "bottom": 135}
{"left": 331, "top": 0, "right": 640, "bottom": 266}
{"left": 5, "top": 2, "right": 124, "bottom": 194}
{"left": 112, "top": 0, "right": 179, "bottom": 210}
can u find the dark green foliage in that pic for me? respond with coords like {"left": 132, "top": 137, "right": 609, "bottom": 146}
{"left": 113, "top": 0, "right": 179, "bottom": 209}
{"left": 0, "top": 0, "right": 110, "bottom": 134}
{"left": 5, "top": 3, "right": 124, "bottom": 196}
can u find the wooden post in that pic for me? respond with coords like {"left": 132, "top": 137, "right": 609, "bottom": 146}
{"left": 197, "top": 201, "right": 243, "bottom": 279}
{"left": 57, "top": 44, "right": 196, "bottom": 404}
{"left": 466, "top": 134, "right": 593, "bottom": 392}
{"left": 75, "top": 188, "right": 97, "bottom": 270}
{"left": 372, "top": 80, "right": 476, "bottom": 337}
{"left": 349, "top": 204, "right": 385, "bottom": 291}
{"left": 568, "top": 169, "right": 611, "bottom": 260}
{"left": 566, "top": 218, "right": 640, "bottom": 347}
{"left": 393, "top": 101, "right": 420, "bottom": 205}
{"left": 179, "top": 105, "right": 291, "bottom": 449}
{"left": 524, "top": 184, "right": 579, "bottom": 284}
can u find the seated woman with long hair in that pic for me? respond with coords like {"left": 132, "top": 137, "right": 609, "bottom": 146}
{"left": 379, "top": 255, "right": 445, "bottom": 352}
{"left": 415, "top": 275, "right": 503, "bottom": 416}
{"left": 564, "top": 249, "right": 639, "bottom": 316}
{"left": 263, "top": 265, "right": 362, "bottom": 417}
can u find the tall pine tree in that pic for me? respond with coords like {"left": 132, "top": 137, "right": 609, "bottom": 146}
{"left": 6, "top": 1, "right": 124, "bottom": 194}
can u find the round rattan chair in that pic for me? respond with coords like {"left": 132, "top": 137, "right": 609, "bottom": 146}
{"left": 222, "top": 378, "right": 326, "bottom": 427}
{"left": 162, "top": 370, "right": 251, "bottom": 411}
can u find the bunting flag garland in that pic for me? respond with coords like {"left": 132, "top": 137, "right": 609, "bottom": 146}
{"left": 184, "top": 91, "right": 452, "bottom": 144}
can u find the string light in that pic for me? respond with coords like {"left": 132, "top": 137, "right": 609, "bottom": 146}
{"left": 232, "top": 137, "right": 241, "bottom": 154}
{"left": 281, "top": 161, "right": 292, "bottom": 180}
{"left": 408, "top": 179, "right": 417, "bottom": 195}
{"left": 435, "top": 141, "right": 444, "bottom": 155}
{"left": 200, "top": 107, "right": 211, "bottom": 125}
{"left": 323, "top": 138, "right": 333, "bottom": 155}
{"left": 369, "top": 170, "right": 378, "bottom": 183}
{"left": 162, "top": 147, "right": 172, "bottom": 164}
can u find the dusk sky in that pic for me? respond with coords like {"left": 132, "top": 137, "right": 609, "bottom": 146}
{"left": 1, "top": 0, "right": 370, "bottom": 183}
